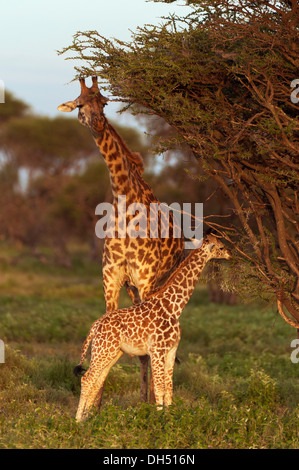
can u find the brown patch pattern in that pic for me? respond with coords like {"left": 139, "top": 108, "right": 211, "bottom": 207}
{"left": 74, "top": 236, "right": 231, "bottom": 421}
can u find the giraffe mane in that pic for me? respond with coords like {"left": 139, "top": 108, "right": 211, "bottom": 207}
{"left": 108, "top": 124, "right": 145, "bottom": 174}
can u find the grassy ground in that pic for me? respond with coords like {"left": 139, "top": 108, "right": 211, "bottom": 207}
{"left": 0, "top": 243, "right": 298, "bottom": 449}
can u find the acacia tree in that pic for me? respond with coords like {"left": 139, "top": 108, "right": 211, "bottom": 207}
{"left": 60, "top": 0, "right": 299, "bottom": 327}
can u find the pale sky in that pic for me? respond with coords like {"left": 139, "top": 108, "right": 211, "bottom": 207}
{"left": 0, "top": 0, "right": 190, "bottom": 123}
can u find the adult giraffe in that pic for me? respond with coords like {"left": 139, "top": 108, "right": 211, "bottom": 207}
{"left": 58, "top": 77, "right": 185, "bottom": 403}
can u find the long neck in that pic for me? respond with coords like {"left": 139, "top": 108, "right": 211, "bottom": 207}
{"left": 93, "top": 120, "right": 156, "bottom": 206}
{"left": 94, "top": 119, "right": 131, "bottom": 197}
{"left": 159, "top": 246, "right": 211, "bottom": 316}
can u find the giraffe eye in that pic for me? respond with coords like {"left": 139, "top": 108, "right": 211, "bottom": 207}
{"left": 77, "top": 104, "right": 83, "bottom": 109}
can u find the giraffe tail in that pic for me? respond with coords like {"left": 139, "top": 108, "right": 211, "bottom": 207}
{"left": 73, "top": 364, "right": 86, "bottom": 377}
{"left": 73, "top": 319, "right": 99, "bottom": 377}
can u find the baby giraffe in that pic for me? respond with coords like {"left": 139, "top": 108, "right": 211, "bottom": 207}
{"left": 74, "top": 235, "right": 231, "bottom": 422}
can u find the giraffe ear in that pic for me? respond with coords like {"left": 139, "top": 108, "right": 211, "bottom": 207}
{"left": 57, "top": 100, "right": 77, "bottom": 112}
{"left": 207, "top": 241, "right": 215, "bottom": 252}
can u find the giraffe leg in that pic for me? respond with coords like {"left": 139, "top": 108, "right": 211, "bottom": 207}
{"left": 102, "top": 263, "right": 123, "bottom": 312}
{"left": 76, "top": 350, "right": 123, "bottom": 422}
{"left": 137, "top": 282, "right": 158, "bottom": 404}
{"left": 95, "top": 382, "right": 106, "bottom": 411}
{"left": 149, "top": 368, "right": 156, "bottom": 404}
{"left": 150, "top": 350, "right": 166, "bottom": 409}
{"left": 76, "top": 369, "right": 98, "bottom": 422}
{"left": 103, "top": 287, "right": 120, "bottom": 312}
{"left": 163, "top": 346, "right": 178, "bottom": 407}
{"left": 93, "top": 351, "right": 123, "bottom": 410}
{"left": 139, "top": 355, "right": 149, "bottom": 402}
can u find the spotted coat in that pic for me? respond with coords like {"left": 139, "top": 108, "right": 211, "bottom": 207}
{"left": 74, "top": 235, "right": 231, "bottom": 422}
{"left": 58, "top": 77, "right": 185, "bottom": 404}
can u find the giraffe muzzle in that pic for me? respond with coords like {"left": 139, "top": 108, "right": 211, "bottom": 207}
{"left": 57, "top": 100, "right": 77, "bottom": 112}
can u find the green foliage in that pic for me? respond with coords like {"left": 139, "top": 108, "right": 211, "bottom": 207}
{"left": 0, "top": 246, "right": 298, "bottom": 449}
{"left": 245, "top": 369, "right": 279, "bottom": 410}
{"left": 1, "top": 347, "right": 298, "bottom": 448}
{"left": 29, "top": 356, "right": 81, "bottom": 398}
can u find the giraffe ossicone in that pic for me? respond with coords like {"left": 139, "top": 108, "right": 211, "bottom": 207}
{"left": 74, "top": 234, "right": 231, "bottom": 422}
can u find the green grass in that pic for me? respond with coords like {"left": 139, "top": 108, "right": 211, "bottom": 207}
{"left": 0, "top": 243, "right": 298, "bottom": 449}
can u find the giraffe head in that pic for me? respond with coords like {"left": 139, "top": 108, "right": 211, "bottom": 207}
{"left": 57, "top": 77, "right": 108, "bottom": 135}
{"left": 204, "top": 234, "right": 232, "bottom": 261}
